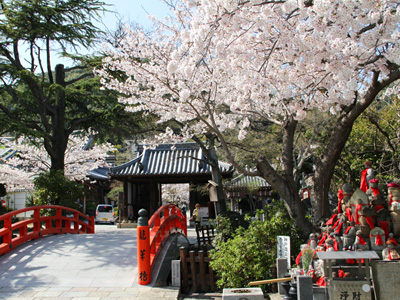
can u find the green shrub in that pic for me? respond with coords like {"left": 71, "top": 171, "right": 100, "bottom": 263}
{"left": 212, "top": 211, "right": 249, "bottom": 245}
{"left": 209, "top": 200, "right": 302, "bottom": 289}
{"left": 29, "top": 171, "right": 84, "bottom": 211}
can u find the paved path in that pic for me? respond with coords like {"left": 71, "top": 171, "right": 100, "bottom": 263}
{"left": 0, "top": 225, "right": 179, "bottom": 299}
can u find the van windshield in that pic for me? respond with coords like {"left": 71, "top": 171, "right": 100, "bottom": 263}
{"left": 98, "top": 206, "right": 113, "bottom": 213}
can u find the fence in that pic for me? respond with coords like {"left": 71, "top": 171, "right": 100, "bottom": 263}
{"left": 0, "top": 205, "right": 95, "bottom": 256}
{"left": 195, "top": 224, "right": 215, "bottom": 246}
{"left": 180, "top": 246, "right": 217, "bottom": 293}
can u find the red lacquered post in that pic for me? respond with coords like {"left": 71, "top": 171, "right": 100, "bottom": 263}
{"left": 137, "top": 209, "right": 151, "bottom": 285}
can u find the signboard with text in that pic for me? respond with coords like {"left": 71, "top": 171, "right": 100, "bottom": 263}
{"left": 277, "top": 235, "right": 291, "bottom": 269}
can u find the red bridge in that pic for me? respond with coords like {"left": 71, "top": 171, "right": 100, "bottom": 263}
{"left": 0, "top": 204, "right": 188, "bottom": 298}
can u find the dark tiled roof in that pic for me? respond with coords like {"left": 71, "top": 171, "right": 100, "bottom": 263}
{"left": 87, "top": 167, "right": 111, "bottom": 180}
{"left": 110, "top": 143, "right": 233, "bottom": 177}
{"left": 226, "top": 174, "right": 271, "bottom": 189}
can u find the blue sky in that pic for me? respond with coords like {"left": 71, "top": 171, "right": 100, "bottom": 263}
{"left": 52, "top": 0, "right": 170, "bottom": 66}
{"left": 101, "top": 0, "right": 170, "bottom": 31}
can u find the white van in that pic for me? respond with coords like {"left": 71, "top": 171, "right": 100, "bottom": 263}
{"left": 95, "top": 204, "right": 115, "bottom": 224}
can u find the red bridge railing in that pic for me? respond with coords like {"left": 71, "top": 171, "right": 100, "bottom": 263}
{"left": 0, "top": 205, "right": 95, "bottom": 256}
{"left": 137, "top": 204, "right": 187, "bottom": 285}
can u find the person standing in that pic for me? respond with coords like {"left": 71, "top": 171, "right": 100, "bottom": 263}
{"left": 191, "top": 203, "right": 201, "bottom": 226}
{"left": 360, "top": 161, "right": 374, "bottom": 193}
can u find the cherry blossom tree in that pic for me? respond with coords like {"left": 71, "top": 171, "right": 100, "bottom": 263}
{"left": 98, "top": 0, "right": 400, "bottom": 234}
{"left": 0, "top": 134, "right": 113, "bottom": 192}
{"left": 162, "top": 183, "right": 190, "bottom": 205}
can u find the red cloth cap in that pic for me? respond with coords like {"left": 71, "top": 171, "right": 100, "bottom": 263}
{"left": 369, "top": 179, "right": 379, "bottom": 183}
{"left": 388, "top": 182, "right": 400, "bottom": 188}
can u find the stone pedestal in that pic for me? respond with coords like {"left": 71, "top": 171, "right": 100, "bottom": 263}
{"left": 277, "top": 258, "right": 289, "bottom": 294}
{"left": 296, "top": 275, "right": 313, "bottom": 300}
{"left": 371, "top": 260, "right": 400, "bottom": 300}
{"left": 222, "top": 288, "right": 264, "bottom": 300}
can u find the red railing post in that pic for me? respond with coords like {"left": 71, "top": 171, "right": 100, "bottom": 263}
{"left": 55, "top": 207, "right": 62, "bottom": 231}
{"left": 3, "top": 216, "right": 12, "bottom": 248}
{"left": 137, "top": 209, "right": 151, "bottom": 285}
{"left": 73, "top": 212, "right": 79, "bottom": 233}
{"left": 171, "top": 205, "right": 176, "bottom": 229}
{"left": 183, "top": 213, "right": 187, "bottom": 235}
{"left": 163, "top": 206, "right": 170, "bottom": 232}
{"left": 33, "top": 208, "right": 40, "bottom": 237}
{"left": 88, "top": 216, "right": 95, "bottom": 234}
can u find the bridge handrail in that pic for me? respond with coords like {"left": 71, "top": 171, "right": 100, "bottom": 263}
{"left": 148, "top": 203, "right": 187, "bottom": 268}
{"left": 137, "top": 204, "right": 187, "bottom": 285}
{"left": 0, "top": 205, "right": 95, "bottom": 256}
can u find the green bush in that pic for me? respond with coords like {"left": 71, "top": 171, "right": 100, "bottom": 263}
{"left": 209, "top": 200, "right": 302, "bottom": 289}
{"left": 212, "top": 211, "right": 249, "bottom": 245}
{"left": 28, "top": 171, "right": 84, "bottom": 211}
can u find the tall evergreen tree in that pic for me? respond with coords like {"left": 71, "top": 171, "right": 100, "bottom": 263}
{"left": 0, "top": 0, "right": 150, "bottom": 173}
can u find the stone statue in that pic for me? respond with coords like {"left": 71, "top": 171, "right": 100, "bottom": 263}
{"left": 342, "top": 234, "right": 354, "bottom": 251}
{"left": 366, "top": 178, "right": 381, "bottom": 205}
{"left": 333, "top": 232, "right": 343, "bottom": 251}
{"left": 358, "top": 206, "right": 376, "bottom": 237}
{"left": 387, "top": 233, "right": 400, "bottom": 251}
{"left": 369, "top": 226, "right": 386, "bottom": 251}
{"left": 308, "top": 233, "right": 318, "bottom": 250}
{"left": 353, "top": 230, "right": 370, "bottom": 251}
{"left": 390, "top": 202, "right": 400, "bottom": 237}
{"left": 335, "top": 213, "right": 348, "bottom": 235}
{"left": 325, "top": 238, "right": 336, "bottom": 265}
{"left": 377, "top": 209, "right": 392, "bottom": 239}
{"left": 382, "top": 241, "right": 400, "bottom": 261}
{"left": 371, "top": 193, "right": 386, "bottom": 212}
{"left": 360, "top": 160, "right": 374, "bottom": 193}
{"left": 341, "top": 183, "right": 354, "bottom": 219}
{"left": 387, "top": 182, "right": 400, "bottom": 206}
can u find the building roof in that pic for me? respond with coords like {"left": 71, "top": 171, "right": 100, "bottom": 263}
{"left": 225, "top": 174, "right": 271, "bottom": 190}
{"left": 87, "top": 167, "right": 110, "bottom": 180}
{"left": 110, "top": 143, "right": 233, "bottom": 179}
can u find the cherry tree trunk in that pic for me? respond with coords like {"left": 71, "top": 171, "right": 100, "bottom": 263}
{"left": 310, "top": 71, "right": 390, "bottom": 224}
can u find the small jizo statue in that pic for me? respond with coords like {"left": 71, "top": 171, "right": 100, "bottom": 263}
{"left": 342, "top": 234, "right": 354, "bottom": 251}
{"left": 371, "top": 194, "right": 387, "bottom": 213}
{"left": 382, "top": 240, "right": 400, "bottom": 261}
{"left": 325, "top": 237, "right": 336, "bottom": 251}
{"left": 369, "top": 226, "right": 386, "bottom": 251}
{"left": 387, "top": 182, "right": 400, "bottom": 206}
{"left": 345, "top": 220, "right": 358, "bottom": 239}
{"left": 335, "top": 213, "right": 348, "bottom": 235}
{"left": 387, "top": 233, "right": 400, "bottom": 251}
{"left": 366, "top": 179, "right": 381, "bottom": 203}
{"left": 390, "top": 202, "right": 400, "bottom": 237}
{"left": 308, "top": 233, "right": 318, "bottom": 250}
{"left": 358, "top": 206, "right": 376, "bottom": 237}
{"left": 391, "top": 187, "right": 400, "bottom": 204}
{"left": 353, "top": 230, "right": 370, "bottom": 251}
{"left": 333, "top": 232, "right": 343, "bottom": 251}
{"left": 341, "top": 183, "right": 354, "bottom": 217}
{"left": 377, "top": 209, "right": 392, "bottom": 239}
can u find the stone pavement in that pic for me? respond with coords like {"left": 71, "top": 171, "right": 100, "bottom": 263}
{"left": 0, "top": 224, "right": 282, "bottom": 300}
{"left": 0, "top": 286, "right": 180, "bottom": 300}
{"left": 0, "top": 225, "right": 179, "bottom": 300}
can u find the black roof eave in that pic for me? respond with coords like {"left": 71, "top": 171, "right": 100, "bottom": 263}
{"left": 110, "top": 171, "right": 233, "bottom": 184}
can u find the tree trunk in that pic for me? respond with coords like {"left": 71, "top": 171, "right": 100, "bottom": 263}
{"left": 48, "top": 64, "right": 68, "bottom": 173}
{"left": 193, "top": 134, "right": 227, "bottom": 214}
{"left": 310, "top": 71, "right": 400, "bottom": 223}
{"left": 209, "top": 146, "right": 227, "bottom": 214}
{"left": 256, "top": 117, "right": 314, "bottom": 237}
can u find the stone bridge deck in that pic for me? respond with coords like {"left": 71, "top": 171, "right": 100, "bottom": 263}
{"left": 0, "top": 225, "right": 179, "bottom": 300}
